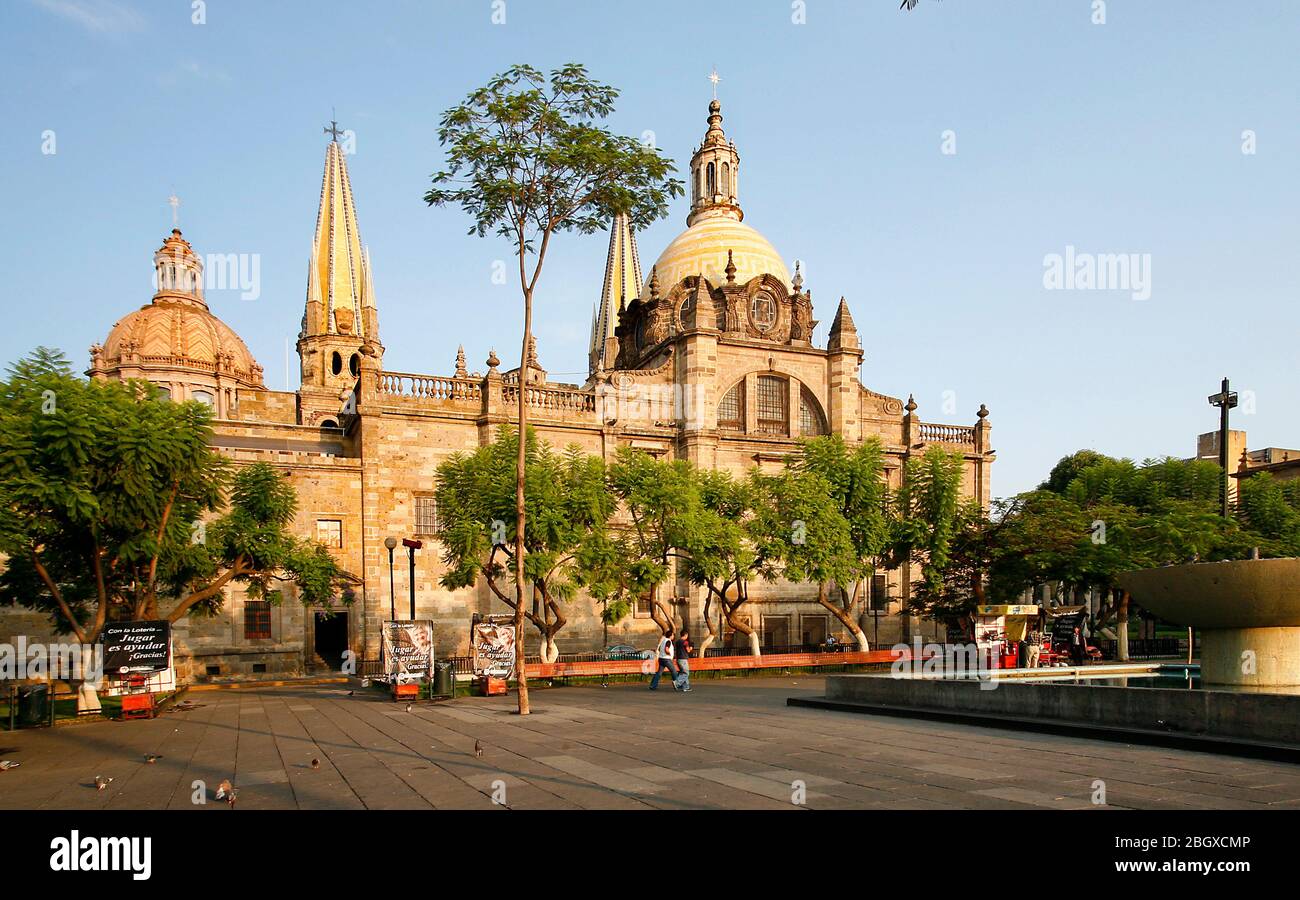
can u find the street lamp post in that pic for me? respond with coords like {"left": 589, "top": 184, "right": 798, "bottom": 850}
{"left": 384, "top": 536, "right": 397, "bottom": 622}
{"left": 403, "top": 538, "right": 423, "bottom": 621}
{"left": 1208, "top": 377, "right": 1239, "bottom": 519}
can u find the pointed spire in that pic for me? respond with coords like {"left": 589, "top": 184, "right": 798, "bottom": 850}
{"left": 725, "top": 250, "right": 737, "bottom": 283}
{"left": 590, "top": 213, "right": 643, "bottom": 375}
{"left": 827, "top": 297, "right": 859, "bottom": 351}
{"left": 305, "top": 138, "right": 372, "bottom": 340}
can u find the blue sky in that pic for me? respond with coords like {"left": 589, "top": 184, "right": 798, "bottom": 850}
{"left": 2, "top": 0, "right": 1297, "bottom": 496}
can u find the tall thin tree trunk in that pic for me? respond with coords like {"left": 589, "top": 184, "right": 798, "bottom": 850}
{"left": 514, "top": 292, "right": 531, "bottom": 716}
{"left": 1116, "top": 590, "right": 1130, "bottom": 662}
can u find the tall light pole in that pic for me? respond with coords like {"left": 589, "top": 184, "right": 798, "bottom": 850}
{"left": 1208, "top": 377, "right": 1238, "bottom": 518}
{"left": 384, "top": 537, "right": 397, "bottom": 621}
{"left": 403, "top": 538, "right": 423, "bottom": 621}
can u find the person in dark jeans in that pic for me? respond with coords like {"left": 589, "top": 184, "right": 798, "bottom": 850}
{"left": 673, "top": 628, "right": 693, "bottom": 692}
{"left": 649, "top": 630, "right": 678, "bottom": 691}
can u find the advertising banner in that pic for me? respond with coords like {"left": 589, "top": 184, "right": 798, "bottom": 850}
{"left": 471, "top": 621, "right": 516, "bottom": 678}
{"left": 382, "top": 621, "right": 435, "bottom": 684}
{"left": 101, "top": 621, "right": 171, "bottom": 675}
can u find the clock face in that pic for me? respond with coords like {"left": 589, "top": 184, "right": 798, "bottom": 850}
{"left": 750, "top": 292, "right": 776, "bottom": 331}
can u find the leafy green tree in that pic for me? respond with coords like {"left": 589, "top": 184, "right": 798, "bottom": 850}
{"left": 602, "top": 449, "right": 701, "bottom": 638}
{"left": 1237, "top": 472, "right": 1300, "bottom": 555}
{"left": 434, "top": 427, "right": 614, "bottom": 662}
{"left": 0, "top": 348, "right": 356, "bottom": 648}
{"left": 892, "top": 446, "right": 966, "bottom": 603}
{"left": 790, "top": 435, "right": 891, "bottom": 649}
{"left": 424, "top": 63, "right": 682, "bottom": 714}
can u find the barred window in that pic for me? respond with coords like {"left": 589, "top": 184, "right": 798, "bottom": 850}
{"left": 414, "top": 495, "right": 438, "bottom": 535}
{"left": 245, "top": 601, "right": 272, "bottom": 640}
{"left": 799, "top": 387, "right": 827, "bottom": 437}
{"left": 756, "top": 376, "right": 788, "bottom": 436}
{"left": 634, "top": 592, "right": 653, "bottom": 618}
{"left": 718, "top": 382, "right": 743, "bottom": 431}
{"left": 316, "top": 519, "right": 342, "bottom": 548}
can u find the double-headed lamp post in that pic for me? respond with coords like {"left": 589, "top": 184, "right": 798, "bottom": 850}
{"left": 384, "top": 537, "right": 398, "bottom": 621}
{"left": 402, "top": 538, "right": 423, "bottom": 621}
{"left": 1208, "top": 377, "right": 1239, "bottom": 519}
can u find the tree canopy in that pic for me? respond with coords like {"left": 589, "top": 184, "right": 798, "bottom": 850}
{"left": 0, "top": 348, "right": 356, "bottom": 646}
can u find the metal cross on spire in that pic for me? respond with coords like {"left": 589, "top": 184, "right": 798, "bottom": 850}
{"left": 324, "top": 115, "right": 345, "bottom": 142}
{"left": 167, "top": 192, "right": 181, "bottom": 227}
{"left": 708, "top": 67, "right": 720, "bottom": 101}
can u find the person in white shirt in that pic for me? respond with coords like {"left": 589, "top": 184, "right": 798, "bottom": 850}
{"left": 648, "top": 631, "right": 679, "bottom": 691}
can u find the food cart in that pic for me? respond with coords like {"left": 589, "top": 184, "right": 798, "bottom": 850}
{"left": 973, "top": 605, "right": 1042, "bottom": 669}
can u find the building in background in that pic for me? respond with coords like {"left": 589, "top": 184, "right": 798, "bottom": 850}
{"left": 23, "top": 96, "right": 994, "bottom": 682}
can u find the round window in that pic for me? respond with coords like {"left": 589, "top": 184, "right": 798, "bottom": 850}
{"left": 750, "top": 293, "right": 776, "bottom": 331}
{"left": 331, "top": 352, "right": 343, "bottom": 375}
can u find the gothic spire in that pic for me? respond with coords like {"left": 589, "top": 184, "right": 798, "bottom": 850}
{"left": 304, "top": 133, "right": 376, "bottom": 342}
{"left": 687, "top": 98, "right": 742, "bottom": 227}
{"left": 589, "top": 212, "right": 643, "bottom": 375}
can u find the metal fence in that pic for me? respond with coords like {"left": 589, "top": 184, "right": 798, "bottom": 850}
{"left": 1097, "top": 637, "right": 1193, "bottom": 660}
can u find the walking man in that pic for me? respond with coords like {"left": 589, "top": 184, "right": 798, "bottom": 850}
{"left": 673, "top": 628, "right": 693, "bottom": 692}
{"left": 649, "top": 630, "right": 677, "bottom": 691}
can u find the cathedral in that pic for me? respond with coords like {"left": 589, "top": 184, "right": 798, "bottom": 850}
{"left": 65, "top": 97, "right": 994, "bottom": 681}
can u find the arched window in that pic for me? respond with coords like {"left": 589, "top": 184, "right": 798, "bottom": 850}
{"left": 331, "top": 351, "right": 343, "bottom": 376}
{"left": 707, "top": 161, "right": 716, "bottom": 197}
{"left": 799, "top": 387, "right": 827, "bottom": 437}
{"left": 756, "top": 376, "right": 788, "bottom": 436}
{"left": 718, "top": 381, "right": 744, "bottom": 431}
{"left": 191, "top": 389, "right": 214, "bottom": 407}
{"left": 695, "top": 169, "right": 702, "bottom": 203}
{"left": 349, "top": 353, "right": 361, "bottom": 377}
{"left": 722, "top": 162, "right": 730, "bottom": 197}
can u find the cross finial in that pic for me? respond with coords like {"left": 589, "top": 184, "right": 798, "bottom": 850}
{"left": 708, "top": 67, "right": 720, "bottom": 101}
{"left": 167, "top": 193, "right": 181, "bottom": 227}
{"left": 324, "top": 115, "right": 345, "bottom": 142}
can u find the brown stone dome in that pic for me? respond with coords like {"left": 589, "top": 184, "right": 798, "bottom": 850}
{"left": 97, "top": 300, "right": 264, "bottom": 387}
{"left": 88, "top": 230, "right": 265, "bottom": 417}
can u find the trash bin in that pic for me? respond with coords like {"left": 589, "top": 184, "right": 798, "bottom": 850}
{"left": 433, "top": 661, "right": 454, "bottom": 697}
{"left": 18, "top": 684, "right": 49, "bottom": 726}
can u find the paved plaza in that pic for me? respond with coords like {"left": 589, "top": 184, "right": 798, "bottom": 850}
{"left": 2, "top": 676, "right": 1299, "bottom": 811}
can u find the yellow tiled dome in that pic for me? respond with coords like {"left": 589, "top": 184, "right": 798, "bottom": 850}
{"left": 648, "top": 216, "right": 791, "bottom": 295}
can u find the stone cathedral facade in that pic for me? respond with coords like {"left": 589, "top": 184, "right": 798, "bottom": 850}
{"left": 34, "top": 99, "right": 994, "bottom": 682}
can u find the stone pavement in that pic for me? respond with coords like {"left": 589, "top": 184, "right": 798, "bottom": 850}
{"left": 2, "top": 676, "right": 1300, "bottom": 810}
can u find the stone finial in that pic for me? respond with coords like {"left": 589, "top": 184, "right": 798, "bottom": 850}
{"left": 725, "top": 250, "right": 737, "bottom": 283}
{"left": 792, "top": 260, "right": 804, "bottom": 294}
{"left": 526, "top": 335, "right": 540, "bottom": 369}
{"left": 455, "top": 345, "right": 468, "bottom": 378}
{"left": 649, "top": 265, "right": 660, "bottom": 300}
{"left": 905, "top": 394, "right": 918, "bottom": 414}
{"left": 487, "top": 349, "right": 500, "bottom": 371}
{"left": 977, "top": 403, "right": 989, "bottom": 420}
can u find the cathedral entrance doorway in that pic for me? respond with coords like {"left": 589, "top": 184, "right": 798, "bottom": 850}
{"left": 314, "top": 611, "right": 349, "bottom": 672}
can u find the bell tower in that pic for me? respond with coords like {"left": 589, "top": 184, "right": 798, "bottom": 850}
{"left": 298, "top": 121, "right": 382, "bottom": 425}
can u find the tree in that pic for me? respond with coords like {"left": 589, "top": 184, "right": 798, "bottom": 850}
{"left": 893, "top": 446, "right": 966, "bottom": 607}
{"left": 756, "top": 466, "right": 860, "bottom": 647}
{"left": 790, "top": 435, "right": 891, "bottom": 650}
{"left": 434, "top": 427, "right": 614, "bottom": 663}
{"left": 0, "top": 348, "right": 356, "bottom": 649}
{"left": 603, "top": 449, "right": 699, "bottom": 639}
{"left": 424, "top": 63, "right": 682, "bottom": 714}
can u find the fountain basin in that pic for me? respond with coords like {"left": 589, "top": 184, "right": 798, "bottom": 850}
{"left": 1118, "top": 558, "right": 1300, "bottom": 687}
